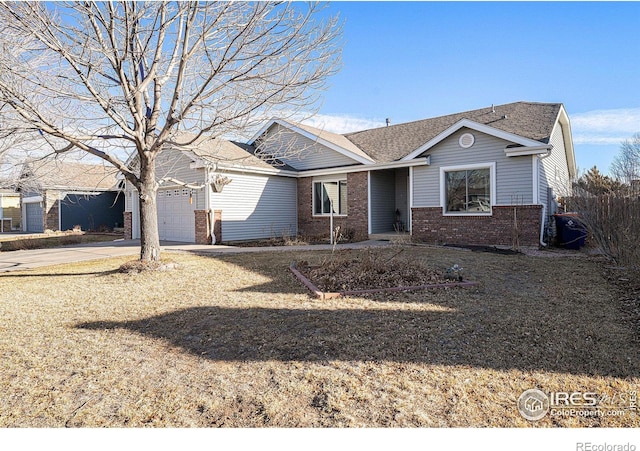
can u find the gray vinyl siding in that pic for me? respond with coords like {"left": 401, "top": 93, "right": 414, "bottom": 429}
{"left": 211, "top": 172, "right": 297, "bottom": 241}
{"left": 538, "top": 157, "right": 549, "bottom": 212}
{"left": 260, "top": 124, "right": 360, "bottom": 170}
{"left": 155, "top": 151, "right": 206, "bottom": 187}
{"left": 412, "top": 128, "right": 534, "bottom": 207}
{"left": 124, "top": 151, "right": 206, "bottom": 212}
{"left": 540, "top": 122, "right": 571, "bottom": 211}
{"left": 125, "top": 181, "right": 134, "bottom": 212}
{"left": 370, "top": 170, "right": 396, "bottom": 233}
{"left": 395, "top": 168, "right": 409, "bottom": 226}
{"left": 412, "top": 166, "right": 440, "bottom": 207}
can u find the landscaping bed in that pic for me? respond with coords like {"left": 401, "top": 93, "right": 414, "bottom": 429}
{"left": 292, "top": 248, "right": 476, "bottom": 298}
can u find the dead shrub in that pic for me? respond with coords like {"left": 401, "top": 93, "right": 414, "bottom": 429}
{"left": 568, "top": 194, "right": 640, "bottom": 276}
{"left": 297, "top": 248, "right": 452, "bottom": 292}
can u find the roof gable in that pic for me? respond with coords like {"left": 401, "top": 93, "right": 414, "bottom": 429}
{"left": 249, "top": 119, "right": 375, "bottom": 166}
{"left": 402, "top": 119, "right": 550, "bottom": 161}
{"left": 344, "top": 102, "right": 563, "bottom": 162}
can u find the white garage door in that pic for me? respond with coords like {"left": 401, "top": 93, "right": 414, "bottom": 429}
{"left": 25, "top": 202, "right": 44, "bottom": 232}
{"left": 157, "top": 188, "right": 195, "bottom": 242}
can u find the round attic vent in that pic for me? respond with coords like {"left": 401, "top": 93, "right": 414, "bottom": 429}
{"left": 459, "top": 133, "right": 475, "bottom": 148}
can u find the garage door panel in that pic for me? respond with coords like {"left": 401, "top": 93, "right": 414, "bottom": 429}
{"left": 157, "top": 188, "right": 195, "bottom": 242}
{"left": 25, "top": 202, "right": 44, "bottom": 232}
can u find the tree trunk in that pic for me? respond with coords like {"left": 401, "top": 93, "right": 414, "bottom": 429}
{"left": 138, "top": 156, "right": 161, "bottom": 262}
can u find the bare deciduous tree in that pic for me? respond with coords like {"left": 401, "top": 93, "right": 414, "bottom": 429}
{"left": 0, "top": 2, "right": 342, "bottom": 261}
{"left": 611, "top": 133, "right": 640, "bottom": 185}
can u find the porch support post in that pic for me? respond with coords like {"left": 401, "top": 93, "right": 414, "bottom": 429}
{"left": 408, "top": 166, "right": 414, "bottom": 235}
{"left": 367, "top": 171, "right": 372, "bottom": 235}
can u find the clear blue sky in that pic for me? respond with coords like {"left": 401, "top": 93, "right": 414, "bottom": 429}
{"left": 307, "top": 1, "right": 640, "bottom": 176}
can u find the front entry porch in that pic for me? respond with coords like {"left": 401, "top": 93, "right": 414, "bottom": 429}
{"left": 368, "top": 167, "right": 410, "bottom": 235}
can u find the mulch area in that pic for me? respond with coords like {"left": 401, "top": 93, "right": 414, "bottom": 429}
{"left": 295, "top": 248, "right": 456, "bottom": 293}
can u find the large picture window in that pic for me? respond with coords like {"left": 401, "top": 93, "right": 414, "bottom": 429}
{"left": 442, "top": 165, "right": 493, "bottom": 214}
{"left": 313, "top": 180, "right": 347, "bottom": 216}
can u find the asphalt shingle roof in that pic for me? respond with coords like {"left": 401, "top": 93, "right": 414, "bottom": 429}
{"left": 291, "top": 121, "right": 374, "bottom": 162}
{"left": 183, "top": 136, "right": 297, "bottom": 172}
{"left": 343, "top": 102, "right": 563, "bottom": 163}
{"left": 20, "top": 160, "right": 121, "bottom": 191}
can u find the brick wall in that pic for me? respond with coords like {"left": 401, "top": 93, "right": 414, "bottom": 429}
{"left": 44, "top": 190, "right": 59, "bottom": 231}
{"left": 297, "top": 171, "right": 369, "bottom": 241}
{"left": 194, "top": 210, "right": 211, "bottom": 244}
{"left": 411, "top": 205, "right": 542, "bottom": 247}
{"left": 123, "top": 211, "right": 132, "bottom": 240}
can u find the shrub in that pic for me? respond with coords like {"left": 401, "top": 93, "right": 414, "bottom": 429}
{"left": 568, "top": 193, "right": 640, "bottom": 271}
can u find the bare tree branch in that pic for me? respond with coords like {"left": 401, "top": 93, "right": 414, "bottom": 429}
{"left": 0, "top": 1, "right": 342, "bottom": 261}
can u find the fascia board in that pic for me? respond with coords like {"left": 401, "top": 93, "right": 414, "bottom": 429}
{"left": 402, "top": 119, "right": 546, "bottom": 161}
{"left": 247, "top": 119, "right": 279, "bottom": 145}
{"left": 298, "top": 157, "right": 430, "bottom": 178}
{"left": 552, "top": 105, "right": 577, "bottom": 178}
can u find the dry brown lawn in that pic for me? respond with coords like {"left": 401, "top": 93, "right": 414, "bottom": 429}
{"left": 0, "top": 245, "right": 638, "bottom": 427}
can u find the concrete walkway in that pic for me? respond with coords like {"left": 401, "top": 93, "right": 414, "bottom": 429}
{"left": 0, "top": 239, "right": 392, "bottom": 273}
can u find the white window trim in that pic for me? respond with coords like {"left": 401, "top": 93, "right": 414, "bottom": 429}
{"left": 312, "top": 179, "right": 348, "bottom": 217}
{"left": 439, "top": 162, "right": 496, "bottom": 216}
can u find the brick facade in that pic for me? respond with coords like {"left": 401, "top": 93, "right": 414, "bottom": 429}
{"left": 124, "top": 211, "right": 132, "bottom": 240}
{"left": 411, "top": 204, "right": 542, "bottom": 247}
{"left": 44, "top": 191, "right": 60, "bottom": 231}
{"left": 194, "top": 210, "right": 211, "bottom": 244}
{"left": 297, "top": 171, "right": 369, "bottom": 241}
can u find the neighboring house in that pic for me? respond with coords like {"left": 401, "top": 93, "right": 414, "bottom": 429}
{"left": 0, "top": 189, "right": 21, "bottom": 232}
{"left": 18, "top": 160, "right": 125, "bottom": 233}
{"left": 123, "top": 101, "right": 575, "bottom": 246}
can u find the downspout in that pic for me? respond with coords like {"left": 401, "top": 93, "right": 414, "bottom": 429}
{"left": 537, "top": 149, "right": 553, "bottom": 247}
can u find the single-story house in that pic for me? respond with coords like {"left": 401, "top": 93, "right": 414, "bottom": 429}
{"left": 18, "top": 160, "right": 125, "bottom": 233}
{"left": 124, "top": 101, "right": 575, "bottom": 246}
{"left": 0, "top": 189, "right": 21, "bottom": 232}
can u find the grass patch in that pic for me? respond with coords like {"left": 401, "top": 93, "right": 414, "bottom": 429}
{"left": 0, "top": 246, "right": 638, "bottom": 427}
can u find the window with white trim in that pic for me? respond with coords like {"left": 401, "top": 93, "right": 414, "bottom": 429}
{"left": 313, "top": 180, "right": 347, "bottom": 215}
{"left": 442, "top": 165, "right": 493, "bottom": 214}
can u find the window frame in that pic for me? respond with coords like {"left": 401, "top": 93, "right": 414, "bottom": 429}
{"left": 439, "top": 163, "right": 496, "bottom": 216}
{"left": 312, "top": 179, "right": 348, "bottom": 217}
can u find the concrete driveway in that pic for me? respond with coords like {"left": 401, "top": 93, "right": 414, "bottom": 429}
{"left": 0, "top": 239, "right": 391, "bottom": 272}
{"left": 0, "top": 239, "right": 142, "bottom": 272}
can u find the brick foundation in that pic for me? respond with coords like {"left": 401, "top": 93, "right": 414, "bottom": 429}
{"left": 297, "top": 171, "right": 369, "bottom": 241}
{"left": 194, "top": 210, "right": 211, "bottom": 244}
{"left": 411, "top": 205, "right": 542, "bottom": 247}
{"left": 124, "top": 211, "right": 132, "bottom": 240}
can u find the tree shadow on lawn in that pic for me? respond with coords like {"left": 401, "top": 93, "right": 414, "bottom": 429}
{"left": 77, "top": 303, "right": 640, "bottom": 378}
